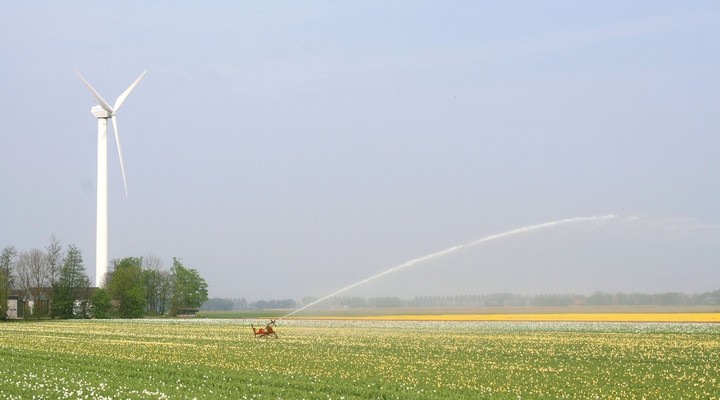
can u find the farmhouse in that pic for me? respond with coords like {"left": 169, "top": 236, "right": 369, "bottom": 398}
{"left": 4, "top": 289, "right": 52, "bottom": 319}
{"left": 4, "top": 287, "right": 96, "bottom": 319}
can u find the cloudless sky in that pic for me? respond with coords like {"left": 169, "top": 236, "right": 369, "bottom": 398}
{"left": 1, "top": 2, "right": 719, "bottom": 300}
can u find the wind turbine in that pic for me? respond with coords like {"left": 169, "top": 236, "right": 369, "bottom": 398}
{"left": 76, "top": 70, "right": 147, "bottom": 287}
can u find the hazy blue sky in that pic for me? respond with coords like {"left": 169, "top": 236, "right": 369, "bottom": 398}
{"left": 1, "top": 2, "right": 719, "bottom": 300}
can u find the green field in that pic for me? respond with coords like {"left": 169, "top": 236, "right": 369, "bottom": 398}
{"left": 0, "top": 319, "right": 718, "bottom": 399}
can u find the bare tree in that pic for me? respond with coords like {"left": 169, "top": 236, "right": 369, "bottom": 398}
{"left": 143, "top": 253, "right": 164, "bottom": 271}
{"left": 15, "top": 249, "right": 49, "bottom": 318}
{"left": 142, "top": 254, "right": 170, "bottom": 315}
{"left": 45, "top": 234, "right": 63, "bottom": 289}
{"left": 14, "top": 252, "right": 32, "bottom": 295}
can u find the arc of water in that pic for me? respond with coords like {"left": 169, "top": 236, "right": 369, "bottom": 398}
{"left": 280, "top": 214, "right": 619, "bottom": 320}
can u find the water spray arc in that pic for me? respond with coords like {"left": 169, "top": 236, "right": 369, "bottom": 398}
{"left": 280, "top": 215, "right": 619, "bottom": 320}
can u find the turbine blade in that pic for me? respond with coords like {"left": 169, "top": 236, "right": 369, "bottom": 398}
{"left": 74, "top": 69, "right": 114, "bottom": 113}
{"left": 113, "top": 70, "right": 147, "bottom": 112}
{"left": 111, "top": 116, "right": 129, "bottom": 197}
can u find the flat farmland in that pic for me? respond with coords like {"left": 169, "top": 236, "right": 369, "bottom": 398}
{"left": 200, "top": 306, "right": 720, "bottom": 322}
{"left": 0, "top": 318, "right": 718, "bottom": 399}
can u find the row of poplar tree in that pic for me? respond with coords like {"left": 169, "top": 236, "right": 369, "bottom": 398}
{"left": 0, "top": 236, "right": 208, "bottom": 319}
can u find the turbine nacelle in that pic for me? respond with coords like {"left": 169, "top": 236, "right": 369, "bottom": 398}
{"left": 91, "top": 105, "right": 110, "bottom": 119}
{"left": 76, "top": 70, "right": 147, "bottom": 197}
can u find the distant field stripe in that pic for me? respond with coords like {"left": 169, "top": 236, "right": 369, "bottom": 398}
{"left": 317, "top": 313, "right": 720, "bottom": 322}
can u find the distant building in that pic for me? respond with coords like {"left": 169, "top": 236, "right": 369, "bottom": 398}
{"left": 6, "top": 295, "right": 21, "bottom": 319}
{"left": 4, "top": 287, "right": 96, "bottom": 319}
{"left": 4, "top": 289, "right": 52, "bottom": 318}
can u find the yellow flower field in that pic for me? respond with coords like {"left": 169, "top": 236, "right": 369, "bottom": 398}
{"left": 344, "top": 312, "right": 720, "bottom": 322}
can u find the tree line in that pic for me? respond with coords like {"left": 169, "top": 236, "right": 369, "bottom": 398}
{"left": 405, "top": 291, "right": 720, "bottom": 308}
{"left": 1, "top": 237, "right": 208, "bottom": 319}
{"left": 203, "top": 289, "right": 720, "bottom": 311}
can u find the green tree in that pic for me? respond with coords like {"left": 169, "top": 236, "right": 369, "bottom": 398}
{"left": 52, "top": 245, "right": 90, "bottom": 319}
{"left": 106, "top": 257, "right": 146, "bottom": 318}
{"left": 169, "top": 257, "right": 208, "bottom": 316}
{"left": 1, "top": 246, "right": 17, "bottom": 319}
{"left": 91, "top": 288, "right": 111, "bottom": 319}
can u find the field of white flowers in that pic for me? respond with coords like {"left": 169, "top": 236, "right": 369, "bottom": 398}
{"left": 0, "top": 319, "right": 718, "bottom": 399}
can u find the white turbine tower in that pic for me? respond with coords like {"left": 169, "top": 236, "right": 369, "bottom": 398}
{"left": 76, "top": 70, "right": 147, "bottom": 287}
